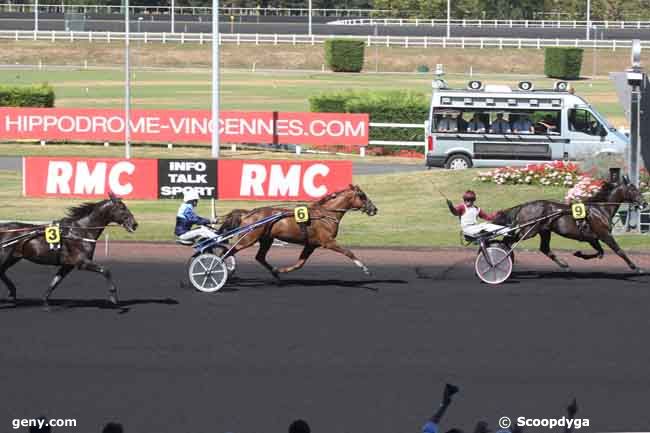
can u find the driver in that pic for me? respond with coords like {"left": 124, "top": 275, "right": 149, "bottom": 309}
{"left": 175, "top": 189, "right": 219, "bottom": 242}
{"left": 446, "top": 190, "right": 505, "bottom": 237}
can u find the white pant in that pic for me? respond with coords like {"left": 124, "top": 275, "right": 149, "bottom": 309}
{"left": 462, "top": 223, "right": 508, "bottom": 237}
{"left": 178, "top": 226, "right": 218, "bottom": 242}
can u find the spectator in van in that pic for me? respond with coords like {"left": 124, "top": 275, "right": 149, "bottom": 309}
{"left": 538, "top": 114, "right": 558, "bottom": 134}
{"left": 466, "top": 113, "right": 486, "bottom": 133}
{"left": 437, "top": 114, "right": 459, "bottom": 132}
{"left": 490, "top": 113, "right": 511, "bottom": 134}
{"left": 513, "top": 114, "right": 534, "bottom": 134}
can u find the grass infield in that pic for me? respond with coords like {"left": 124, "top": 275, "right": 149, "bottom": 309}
{"left": 0, "top": 169, "right": 647, "bottom": 250}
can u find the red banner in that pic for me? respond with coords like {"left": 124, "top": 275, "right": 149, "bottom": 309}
{"left": 1, "top": 108, "right": 368, "bottom": 146}
{"left": 217, "top": 160, "right": 353, "bottom": 201}
{"left": 23, "top": 157, "right": 158, "bottom": 199}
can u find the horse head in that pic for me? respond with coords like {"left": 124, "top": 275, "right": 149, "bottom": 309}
{"left": 107, "top": 192, "right": 138, "bottom": 232}
{"left": 348, "top": 184, "right": 378, "bottom": 216}
{"left": 619, "top": 177, "right": 648, "bottom": 209}
{"left": 317, "top": 185, "right": 378, "bottom": 216}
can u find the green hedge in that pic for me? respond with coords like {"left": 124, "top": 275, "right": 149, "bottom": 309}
{"left": 310, "top": 90, "right": 428, "bottom": 144}
{"left": 544, "top": 47, "right": 583, "bottom": 80}
{"left": 324, "top": 39, "right": 365, "bottom": 73}
{"left": 0, "top": 84, "right": 55, "bottom": 107}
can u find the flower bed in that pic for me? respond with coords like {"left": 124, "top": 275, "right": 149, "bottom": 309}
{"left": 475, "top": 161, "right": 582, "bottom": 187}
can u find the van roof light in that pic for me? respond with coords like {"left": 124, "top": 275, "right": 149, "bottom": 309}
{"left": 554, "top": 81, "right": 569, "bottom": 91}
{"left": 518, "top": 81, "right": 534, "bottom": 91}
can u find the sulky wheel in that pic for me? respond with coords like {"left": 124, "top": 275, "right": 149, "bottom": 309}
{"left": 475, "top": 246, "right": 513, "bottom": 285}
{"left": 213, "top": 245, "right": 237, "bottom": 277}
{"left": 188, "top": 253, "right": 229, "bottom": 293}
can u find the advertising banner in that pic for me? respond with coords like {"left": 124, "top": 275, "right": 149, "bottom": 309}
{"left": 1, "top": 108, "right": 369, "bottom": 146}
{"left": 157, "top": 159, "right": 217, "bottom": 199}
{"left": 217, "top": 160, "right": 353, "bottom": 201}
{"left": 23, "top": 156, "right": 158, "bottom": 199}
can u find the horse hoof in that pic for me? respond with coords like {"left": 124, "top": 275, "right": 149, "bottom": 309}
{"left": 271, "top": 269, "right": 281, "bottom": 279}
{"left": 109, "top": 294, "right": 119, "bottom": 306}
{"left": 362, "top": 268, "right": 372, "bottom": 276}
{"left": 635, "top": 267, "right": 645, "bottom": 275}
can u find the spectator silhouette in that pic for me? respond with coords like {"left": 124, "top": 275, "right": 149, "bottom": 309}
{"left": 102, "top": 422, "right": 124, "bottom": 433}
{"left": 29, "top": 416, "right": 51, "bottom": 433}
{"left": 288, "top": 419, "right": 311, "bottom": 433}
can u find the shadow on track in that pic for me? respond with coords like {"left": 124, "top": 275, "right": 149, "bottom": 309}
{"left": 222, "top": 276, "right": 408, "bottom": 292}
{"left": 0, "top": 297, "right": 179, "bottom": 313}
{"left": 512, "top": 270, "right": 648, "bottom": 283}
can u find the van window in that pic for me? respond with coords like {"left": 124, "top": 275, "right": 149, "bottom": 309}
{"left": 569, "top": 109, "right": 604, "bottom": 136}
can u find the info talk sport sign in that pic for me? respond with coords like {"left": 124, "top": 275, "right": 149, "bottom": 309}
{"left": 1, "top": 108, "right": 369, "bottom": 147}
{"left": 23, "top": 157, "right": 353, "bottom": 201}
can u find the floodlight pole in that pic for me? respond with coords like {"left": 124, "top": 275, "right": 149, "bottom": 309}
{"left": 308, "top": 0, "right": 312, "bottom": 36}
{"left": 124, "top": 0, "right": 131, "bottom": 159}
{"left": 585, "top": 0, "right": 591, "bottom": 40}
{"left": 627, "top": 40, "right": 643, "bottom": 231}
{"left": 446, "top": 0, "right": 451, "bottom": 38}
{"left": 211, "top": 0, "right": 220, "bottom": 159}
{"left": 171, "top": 0, "right": 175, "bottom": 33}
{"left": 34, "top": 0, "right": 38, "bottom": 32}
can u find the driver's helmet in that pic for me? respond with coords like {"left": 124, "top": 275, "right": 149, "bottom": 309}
{"left": 462, "top": 190, "right": 477, "bottom": 202}
{"left": 183, "top": 189, "right": 200, "bottom": 203}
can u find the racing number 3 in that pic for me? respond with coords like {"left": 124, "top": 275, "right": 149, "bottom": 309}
{"left": 45, "top": 225, "right": 61, "bottom": 244}
{"left": 571, "top": 203, "right": 587, "bottom": 220}
{"left": 294, "top": 206, "right": 309, "bottom": 223}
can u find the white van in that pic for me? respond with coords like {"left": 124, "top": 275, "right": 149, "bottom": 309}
{"left": 425, "top": 80, "right": 628, "bottom": 169}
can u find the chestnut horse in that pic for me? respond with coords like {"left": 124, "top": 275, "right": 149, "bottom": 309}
{"left": 0, "top": 193, "right": 138, "bottom": 306}
{"left": 220, "top": 185, "right": 378, "bottom": 277}
{"left": 493, "top": 177, "right": 647, "bottom": 271}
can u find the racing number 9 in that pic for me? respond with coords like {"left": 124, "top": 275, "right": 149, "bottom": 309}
{"left": 294, "top": 206, "right": 309, "bottom": 223}
{"left": 571, "top": 203, "right": 586, "bottom": 220}
{"left": 45, "top": 225, "right": 61, "bottom": 244}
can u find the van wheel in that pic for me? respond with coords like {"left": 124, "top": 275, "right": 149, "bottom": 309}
{"left": 445, "top": 154, "right": 472, "bottom": 170}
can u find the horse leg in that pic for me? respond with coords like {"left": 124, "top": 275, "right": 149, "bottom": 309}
{"left": 322, "top": 240, "right": 371, "bottom": 275}
{"left": 599, "top": 233, "right": 641, "bottom": 272}
{"left": 78, "top": 260, "right": 119, "bottom": 305}
{"left": 42, "top": 265, "right": 74, "bottom": 308}
{"left": 574, "top": 240, "right": 605, "bottom": 260}
{"left": 0, "top": 256, "right": 21, "bottom": 301}
{"left": 277, "top": 245, "right": 316, "bottom": 274}
{"left": 539, "top": 230, "right": 569, "bottom": 269}
{"left": 254, "top": 237, "right": 280, "bottom": 278}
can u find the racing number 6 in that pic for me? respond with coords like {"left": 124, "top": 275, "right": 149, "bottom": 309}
{"left": 294, "top": 206, "right": 309, "bottom": 223}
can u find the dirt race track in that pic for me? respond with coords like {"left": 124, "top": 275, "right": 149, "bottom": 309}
{"left": 1, "top": 243, "right": 650, "bottom": 433}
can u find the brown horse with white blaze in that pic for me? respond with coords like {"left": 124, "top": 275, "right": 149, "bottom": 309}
{"left": 220, "top": 184, "right": 378, "bottom": 277}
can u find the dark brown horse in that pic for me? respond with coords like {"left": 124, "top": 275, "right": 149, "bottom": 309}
{"left": 220, "top": 184, "right": 378, "bottom": 277}
{"left": 0, "top": 193, "right": 138, "bottom": 306}
{"left": 493, "top": 178, "right": 647, "bottom": 271}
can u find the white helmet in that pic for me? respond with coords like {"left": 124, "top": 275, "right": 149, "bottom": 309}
{"left": 183, "top": 189, "right": 200, "bottom": 202}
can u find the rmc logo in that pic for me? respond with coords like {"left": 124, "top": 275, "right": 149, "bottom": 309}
{"left": 45, "top": 160, "right": 136, "bottom": 196}
{"left": 239, "top": 163, "right": 330, "bottom": 198}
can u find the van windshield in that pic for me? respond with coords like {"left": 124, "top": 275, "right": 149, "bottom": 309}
{"left": 432, "top": 109, "right": 561, "bottom": 135}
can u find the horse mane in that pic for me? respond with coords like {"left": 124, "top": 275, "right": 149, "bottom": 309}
{"left": 492, "top": 204, "right": 523, "bottom": 226}
{"left": 314, "top": 186, "right": 353, "bottom": 205}
{"left": 585, "top": 181, "right": 616, "bottom": 203}
{"left": 65, "top": 199, "right": 110, "bottom": 220}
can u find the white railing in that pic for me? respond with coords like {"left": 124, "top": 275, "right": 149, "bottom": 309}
{"left": 330, "top": 18, "right": 650, "bottom": 29}
{"left": 3, "top": 30, "right": 650, "bottom": 50}
{"left": 369, "top": 122, "right": 426, "bottom": 152}
{"left": 0, "top": 3, "right": 384, "bottom": 17}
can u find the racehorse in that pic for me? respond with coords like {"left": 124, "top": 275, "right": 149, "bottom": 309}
{"left": 0, "top": 193, "right": 138, "bottom": 307}
{"left": 493, "top": 177, "right": 647, "bottom": 271}
{"left": 219, "top": 184, "right": 378, "bottom": 277}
